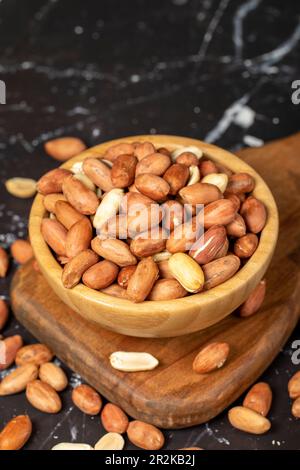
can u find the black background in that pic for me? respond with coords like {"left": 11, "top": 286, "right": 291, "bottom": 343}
{"left": 0, "top": 0, "right": 300, "bottom": 450}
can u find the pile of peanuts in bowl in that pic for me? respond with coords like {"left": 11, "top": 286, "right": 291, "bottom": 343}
{"left": 37, "top": 140, "right": 267, "bottom": 303}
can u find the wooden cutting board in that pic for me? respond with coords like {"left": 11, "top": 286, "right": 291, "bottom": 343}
{"left": 10, "top": 133, "right": 300, "bottom": 429}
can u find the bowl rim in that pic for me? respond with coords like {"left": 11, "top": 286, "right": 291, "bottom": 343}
{"left": 29, "top": 134, "right": 279, "bottom": 315}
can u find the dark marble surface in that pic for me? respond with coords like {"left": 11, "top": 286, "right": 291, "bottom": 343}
{"left": 0, "top": 0, "right": 300, "bottom": 450}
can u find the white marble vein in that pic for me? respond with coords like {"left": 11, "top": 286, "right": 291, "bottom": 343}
{"left": 196, "top": 0, "right": 231, "bottom": 61}
{"left": 205, "top": 92, "right": 251, "bottom": 143}
{"left": 247, "top": 22, "right": 300, "bottom": 72}
{"left": 233, "top": 0, "right": 262, "bottom": 61}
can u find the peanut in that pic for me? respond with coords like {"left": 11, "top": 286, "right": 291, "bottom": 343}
{"left": 234, "top": 233, "right": 258, "bottom": 258}
{"left": 163, "top": 163, "right": 189, "bottom": 195}
{"left": 26, "top": 379, "right": 62, "bottom": 413}
{"left": 101, "top": 403, "right": 129, "bottom": 434}
{"left": 239, "top": 279, "right": 266, "bottom": 317}
{"left": 16, "top": 343, "right": 53, "bottom": 366}
{"left": 72, "top": 384, "right": 102, "bottom": 415}
{"left": 127, "top": 420, "right": 164, "bottom": 450}
{"left": 135, "top": 174, "right": 170, "bottom": 201}
{"left": 41, "top": 219, "right": 68, "bottom": 256}
{"left": 0, "top": 247, "right": 9, "bottom": 278}
{"left": 193, "top": 342, "right": 230, "bottom": 373}
{"left": 37, "top": 168, "right": 72, "bottom": 195}
{"left": 203, "top": 255, "right": 241, "bottom": 290}
{"left": 65, "top": 217, "right": 92, "bottom": 258}
{"left": 82, "top": 260, "right": 119, "bottom": 289}
{"left": 62, "top": 249, "right": 99, "bottom": 288}
{"left": 228, "top": 406, "right": 271, "bottom": 434}
{"left": 5, "top": 177, "right": 37, "bottom": 198}
{"left": 0, "top": 299, "right": 9, "bottom": 330}
{"left": 62, "top": 175, "right": 99, "bottom": 215}
{"left": 243, "top": 382, "right": 272, "bottom": 416}
{"left": 135, "top": 152, "right": 171, "bottom": 177}
{"left": 0, "top": 415, "right": 32, "bottom": 450}
{"left": 240, "top": 196, "right": 267, "bottom": 234}
{"left": 92, "top": 237, "right": 136, "bottom": 267}
{"left": 54, "top": 200, "right": 84, "bottom": 229}
{"left": 127, "top": 257, "right": 159, "bottom": 302}
{"left": 44, "top": 137, "right": 86, "bottom": 161}
{"left": 168, "top": 253, "right": 204, "bottom": 293}
{"left": 111, "top": 154, "right": 137, "bottom": 188}
{"left": 148, "top": 278, "right": 187, "bottom": 300}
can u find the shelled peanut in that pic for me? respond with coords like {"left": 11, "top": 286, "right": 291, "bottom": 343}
{"left": 37, "top": 141, "right": 267, "bottom": 302}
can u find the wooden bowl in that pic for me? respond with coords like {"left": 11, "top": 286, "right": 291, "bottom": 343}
{"left": 29, "top": 135, "right": 279, "bottom": 338}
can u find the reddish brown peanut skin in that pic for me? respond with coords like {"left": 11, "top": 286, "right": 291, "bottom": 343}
{"left": 127, "top": 204, "right": 162, "bottom": 237}
{"left": 41, "top": 219, "right": 68, "bottom": 256}
{"left": 226, "top": 214, "right": 246, "bottom": 238}
{"left": 43, "top": 193, "right": 67, "bottom": 213}
{"left": 111, "top": 154, "right": 138, "bottom": 188}
{"left": 0, "top": 335, "right": 23, "bottom": 370}
{"left": 225, "top": 173, "right": 255, "bottom": 194}
{"left": 130, "top": 230, "right": 167, "bottom": 258}
{"left": 16, "top": 343, "right": 53, "bottom": 366}
{"left": 117, "top": 265, "right": 137, "bottom": 288}
{"left": 62, "top": 175, "right": 99, "bottom": 215}
{"left": 215, "top": 237, "right": 229, "bottom": 259}
{"left": 26, "top": 380, "right": 62, "bottom": 413}
{"left": 135, "top": 152, "right": 171, "bottom": 177}
{"left": 65, "top": 217, "right": 93, "bottom": 258}
{"left": 203, "top": 255, "right": 241, "bottom": 290}
{"left": 120, "top": 192, "right": 154, "bottom": 214}
{"left": 101, "top": 403, "right": 129, "bottom": 433}
{"left": 54, "top": 200, "right": 84, "bottom": 229}
{"left": 239, "top": 279, "right": 266, "bottom": 317}
{"left": 127, "top": 257, "right": 159, "bottom": 303}
{"left": 166, "top": 216, "right": 201, "bottom": 253}
{"left": 101, "top": 284, "right": 130, "bottom": 299}
{"left": 292, "top": 397, "right": 300, "bottom": 418}
{"left": 82, "top": 260, "right": 119, "bottom": 289}
{"left": 179, "top": 182, "right": 222, "bottom": 205}
{"left": 193, "top": 342, "right": 230, "bottom": 373}
{"left": 163, "top": 163, "right": 189, "bottom": 195}
{"left": 161, "top": 200, "right": 184, "bottom": 232}
{"left": 62, "top": 249, "right": 99, "bottom": 288}
{"left": 234, "top": 233, "right": 258, "bottom": 258}
{"left": 199, "top": 159, "right": 218, "bottom": 176}
{"left": 243, "top": 382, "right": 272, "bottom": 417}
{"left": 133, "top": 142, "right": 155, "bottom": 161}
{"left": 0, "top": 415, "right": 32, "bottom": 450}
{"left": 0, "top": 299, "right": 9, "bottom": 330}
{"left": 44, "top": 137, "right": 86, "bottom": 161}
{"left": 189, "top": 225, "right": 227, "bottom": 265}
{"left": 157, "top": 147, "right": 171, "bottom": 157}
{"left": 72, "top": 384, "right": 102, "bottom": 415}
{"left": 148, "top": 279, "right": 187, "bottom": 300}
{"left": 176, "top": 152, "right": 199, "bottom": 167}
{"left": 203, "top": 199, "right": 236, "bottom": 228}
{"left": 10, "top": 240, "right": 33, "bottom": 264}
{"left": 0, "top": 247, "right": 9, "bottom": 278}
{"left": 135, "top": 174, "right": 170, "bottom": 201}
{"left": 82, "top": 158, "right": 113, "bottom": 192}
{"left": 157, "top": 260, "right": 175, "bottom": 279}
{"left": 228, "top": 406, "right": 271, "bottom": 434}
{"left": 225, "top": 193, "right": 241, "bottom": 212}
{"left": 240, "top": 196, "right": 267, "bottom": 234}
{"left": 104, "top": 142, "right": 135, "bottom": 162}
{"left": 37, "top": 168, "right": 72, "bottom": 195}
{"left": 91, "top": 238, "right": 137, "bottom": 267}
{"left": 127, "top": 421, "right": 165, "bottom": 450}
{"left": 288, "top": 371, "right": 300, "bottom": 399}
